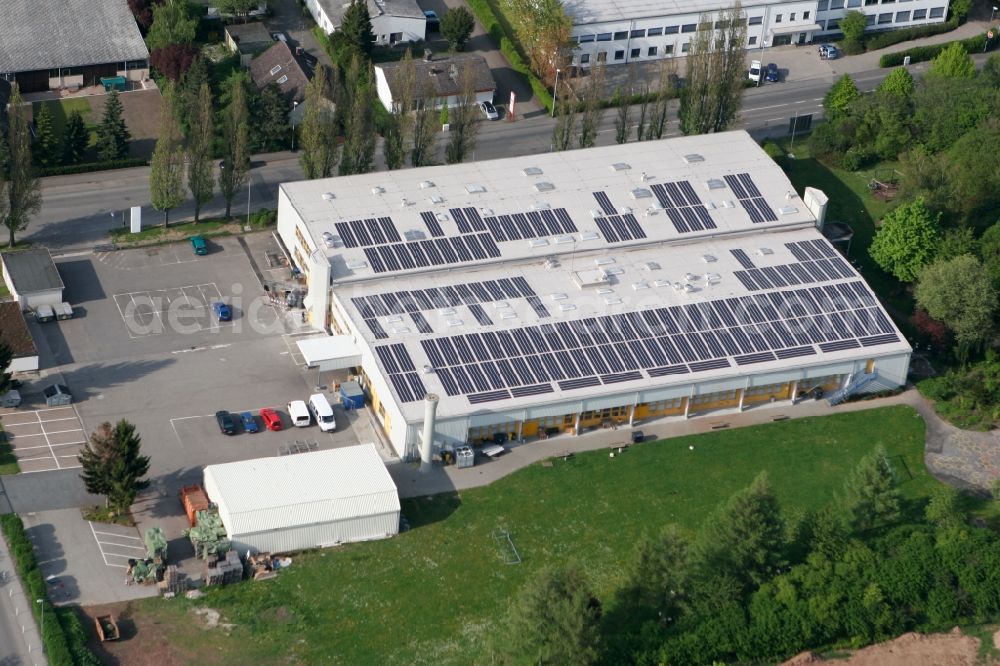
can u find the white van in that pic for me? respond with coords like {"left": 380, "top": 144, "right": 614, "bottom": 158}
{"left": 308, "top": 393, "right": 336, "bottom": 432}
{"left": 287, "top": 400, "right": 311, "bottom": 428}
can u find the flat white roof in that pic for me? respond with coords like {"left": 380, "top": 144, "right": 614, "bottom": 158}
{"left": 297, "top": 335, "right": 362, "bottom": 369}
{"left": 203, "top": 445, "right": 399, "bottom": 535}
{"left": 280, "top": 132, "right": 910, "bottom": 422}
{"left": 566, "top": 0, "right": 791, "bottom": 27}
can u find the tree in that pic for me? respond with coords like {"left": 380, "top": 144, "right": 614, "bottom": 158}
{"left": 678, "top": 3, "right": 747, "bottom": 135}
{"left": 149, "top": 86, "right": 186, "bottom": 227}
{"left": 410, "top": 81, "right": 439, "bottom": 167}
{"left": 32, "top": 103, "right": 60, "bottom": 168}
{"left": 839, "top": 10, "right": 867, "bottom": 54}
{"left": 502, "top": 0, "right": 574, "bottom": 83}
{"left": 823, "top": 74, "right": 860, "bottom": 120}
{"left": 841, "top": 446, "right": 901, "bottom": 533}
{"left": 219, "top": 77, "right": 250, "bottom": 218}
{"left": 502, "top": 565, "right": 602, "bottom": 665}
{"left": 440, "top": 7, "right": 475, "bottom": 51}
{"left": 340, "top": 0, "right": 374, "bottom": 58}
{"left": 877, "top": 67, "right": 915, "bottom": 98}
{"left": 868, "top": 197, "right": 941, "bottom": 282}
{"left": 925, "top": 485, "right": 964, "bottom": 530}
{"left": 216, "top": 0, "right": 259, "bottom": 18}
{"left": 128, "top": 0, "right": 155, "bottom": 32}
{"left": 444, "top": 64, "right": 481, "bottom": 164}
{"left": 384, "top": 50, "right": 414, "bottom": 170}
{"left": 578, "top": 64, "right": 605, "bottom": 148}
{"left": 61, "top": 111, "right": 89, "bottom": 165}
{"left": 915, "top": 254, "right": 998, "bottom": 350}
{"left": 619, "top": 525, "right": 690, "bottom": 620}
{"left": 634, "top": 83, "right": 650, "bottom": 142}
{"left": 340, "top": 58, "right": 377, "bottom": 175}
{"left": 0, "top": 342, "right": 13, "bottom": 396}
{"left": 146, "top": 0, "right": 198, "bottom": 51}
{"left": 927, "top": 41, "right": 975, "bottom": 79}
{"left": 937, "top": 227, "right": 977, "bottom": 261}
{"left": 96, "top": 90, "right": 131, "bottom": 161}
{"left": 150, "top": 44, "right": 199, "bottom": 82}
{"left": 2, "top": 86, "right": 42, "bottom": 248}
{"left": 78, "top": 420, "right": 150, "bottom": 514}
{"left": 300, "top": 65, "right": 339, "bottom": 179}
{"left": 250, "top": 83, "right": 290, "bottom": 151}
{"left": 693, "top": 472, "right": 784, "bottom": 591}
{"left": 945, "top": 118, "right": 1000, "bottom": 220}
{"left": 614, "top": 71, "right": 633, "bottom": 145}
{"left": 551, "top": 79, "right": 576, "bottom": 151}
{"left": 382, "top": 114, "right": 405, "bottom": 170}
{"left": 646, "top": 59, "right": 678, "bottom": 140}
{"left": 186, "top": 83, "right": 214, "bottom": 222}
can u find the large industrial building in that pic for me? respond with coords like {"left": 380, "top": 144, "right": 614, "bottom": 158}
{"left": 277, "top": 132, "right": 910, "bottom": 461}
{"left": 567, "top": 0, "right": 951, "bottom": 67}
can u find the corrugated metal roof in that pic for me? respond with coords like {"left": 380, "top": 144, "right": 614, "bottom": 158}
{"left": 203, "top": 444, "right": 399, "bottom": 536}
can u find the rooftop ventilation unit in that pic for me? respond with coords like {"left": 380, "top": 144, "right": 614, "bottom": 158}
{"left": 430, "top": 195, "right": 445, "bottom": 205}
{"left": 721, "top": 200, "right": 735, "bottom": 208}
{"left": 387, "top": 315, "right": 403, "bottom": 323}
{"left": 534, "top": 182, "right": 555, "bottom": 192}
{"left": 480, "top": 207, "right": 494, "bottom": 216}
{"left": 605, "top": 267, "right": 625, "bottom": 276}
{"left": 707, "top": 178, "right": 726, "bottom": 190}
{"left": 493, "top": 301, "right": 510, "bottom": 309}
{"left": 420, "top": 180, "right": 435, "bottom": 189}
{"left": 779, "top": 206, "right": 799, "bottom": 215}
{"left": 597, "top": 287, "right": 614, "bottom": 294}
{"left": 632, "top": 281, "right": 650, "bottom": 290}
{"left": 653, "top": 278, "right": 671, "bottom": 287}
{"left": 501, "top": 311, "right": 518, "bottom": 320}
{"left": 391, "top": 326, "right": 411, "bottom": 334}
{"left": 554, "top": 235, "right": 574, "bottom": 244}
{"left": 276, "top": 75, "right": 288, "bottom": 84}
{"left": 643, "top": 261, "right": 661, "bottom": 271}
{"left": 559, "top": 303, "right": 577, "bottom": 312}
{"left": 683, "top": 283, "right": 696, "bottom": 293}
{"left": 604, "top": 296, "right": 623, "bottom": 305}
{"left": 532, "top": 201, "right": 552, "bottom": 210}
{"left": 706, "top": 273, "right": 721, "bottom": 284}
{"left": 435, "top": 212, "right": 448, "bottom": 221}
{"left": 544, "top": 257, "right": 560, "bottom": 270}
{"left": 550, "top": 292, "right": 568, "bottom": 301}
{"left": 522, "top": 167, "right": 543, "bottom": 176}
{"left": 346, "top": 260, "right": 368, "bottom": 270}
{"left": 610, "top": 162, "right": 631, "bottom": 171}
{"left": 580, "top": 231, "right": 601, "bottom": 241}
{"left": 683, "top": 154, "right": 705, "bottom": 164}
{"left": 684, "top": 272, "right": 699, "bottom": 282}
{"left": 438, "top": 307, "right": 456, "bottom": 316}
{"left": 528, "top": 238, "right": 549, "bottom": 248}
{"left": 756, "top": 247, "right": 774, "bottom": 256}
{"left": 270, "top": 64, "right": 282, "bottom": 75}
{"left": 447, "top": 319, "right": 464, "bottom": 327}
{"left": 630, "top": 188, "right": 652, "bottom": 199}
{"left": 590, "top": 209, "right": 603, "bottom": 219}
{"left": 702, "top": 254, "right": 717, "bottom": 263}
{"left": 466, "top": 184, "right": 487, "bottom": 193}
{"left": 371, "top": 185, "right": 385, "bottom": 195}
{"left": 322, "top": 192, "right": 335, "bottom": 201}
{"left": 423, "top": 364, "right": 434, "bottom": 374}
{"left": 595, "top": 257, "right": 615, "bottom": 266}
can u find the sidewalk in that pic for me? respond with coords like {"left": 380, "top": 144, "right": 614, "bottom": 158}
{"left": 0, "top": 530, "right": 47, "bottom": 666}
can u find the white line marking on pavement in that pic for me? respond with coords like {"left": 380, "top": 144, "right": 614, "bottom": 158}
{"left": 91, "top": 530, "right": 142, "bottom": 541}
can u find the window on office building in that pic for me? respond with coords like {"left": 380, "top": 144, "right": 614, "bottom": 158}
{"left": 749, "top": 15, "right": 763, "bottom": 24}
{"left": 775, "top": 13, "right": 783, "bottom": 22}
{"left": 912, "top": 8, "right": 927, "bottom": 17}
{"left": 665, "top": 25, "right": 679, "bottom": 34}
{"left": 597, "top": 32, "right": 612, "bottom": 41}
{"left": 614, "top": 49, "right": 625, "bottom": 59}
{"left": 681, "top": 23, "right": 696, "bottom": 32}
{"left": 648, "top": 46, "right": 657, "bottom": 55}
{"left": 929, "top": 6, "right": 944, "bottom": 16}
{"left": 865, "top": 13, "right": 876, "bottom": 23}
{"left": 681, "top": 42, "right": 690, "bottom": 52}
{"left": 614, "top": 31, "right": 628, "bottom": 39}
{"left": 749, "top": 35, "right": 757, "bottom": 44}
{"left": 580, "top": 53, "right": 590, "bottom": 63}
{"left": 847, "top": 0, "right": 860, "bottom": 7}
{"left": 631, "top": 47, "right": 640, "bottom": 57}
{"left": 882, "top": 0, "right": 895, "bottom": 4}
{"left": 804, "top": 10, "right": 810, "bottom": 18}
{"left": 648, "top": 26, "right": 663, "bottom": 35}
{"left": 631, "top": 28, "right": 645, "bottom": 37}
{"left": 664, "top": 44, "right": 674, "bottom": 53}
{"left": 579, "top": 34, "right": 595, "bottom": 43}
{"left": 830, "top": 0, "right": 844, "bottom": 8}
{"left": 817, "top": 0, "right": 828, "bottom": 9}
{"left": 790, "top": 12, "right": 796, "bottom": 20}
{"left": 827, "top": 18, "right": 840, "bottom": 28}
{"left": 878, "top": 11, "right": 892, "bottom": 22}
{"left": 895, "top": 10, "right": 910, "bottom": 20}
{"left": 865, "top": 0, "right": 877, "bottom": 7}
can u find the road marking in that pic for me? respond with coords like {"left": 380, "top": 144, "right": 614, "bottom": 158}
{"left": 91, "top": 530, "right": 143, "bottom": 540}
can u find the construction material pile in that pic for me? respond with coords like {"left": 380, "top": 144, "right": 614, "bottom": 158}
{"left": 247, "top": 552, "right": 278, "bottom": 581}
{"left": 204, "top": 549, "right": 243, "bottom": 586}
{"left": 184, "top": 509, "right": 230, "bottom": 560}
{"left": 180, "top": 485, "right": 210, "bottom": 527}
{"left": 158, "top": 564, "right": 188, "bottom": 596}
{"left": 128, "top": 558, "right": 158, "bottom": 584}
{"left": 144, "top": 526, "right": 168, "bottom": 564}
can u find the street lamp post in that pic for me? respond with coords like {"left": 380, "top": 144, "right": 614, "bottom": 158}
{"left": 551, "top": 68, "right": 561, "bottom": 118}
{"left": 36, "top": 598, "right": 44, "bottom": 653}
{"left": 291, "top": 101, "right": 299, "bottom": 150}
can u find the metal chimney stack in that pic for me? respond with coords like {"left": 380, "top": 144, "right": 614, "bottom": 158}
{"left": 420, "top": 393, "right": 439, "bottom": 472}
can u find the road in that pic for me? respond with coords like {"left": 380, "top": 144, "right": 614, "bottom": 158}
{"left": 21, "top": 60, "right": 929, "bottom": 252}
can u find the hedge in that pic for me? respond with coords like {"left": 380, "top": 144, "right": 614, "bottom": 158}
{"left": 0, "top": 514, "right": 99, "bottom": 665}
{"left": 38, "top": 158, "right": 148, "bottom": 178}
{"left": 864, "top": 18, "right": 958, "bottom": 51}
{"left": 879, "top": 33, "right": 990, "bottom": 66}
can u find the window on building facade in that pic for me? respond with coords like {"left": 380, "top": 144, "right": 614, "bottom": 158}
{"left": 614, "top": 49, "right": 625, "bottom": 59}
{"left": 847, "top": 0, "right": 861, "bottom": 8}
{"left": 775, "top": 13, "right": 783, "bottom": 22}
{"left": 866, "top": 13, "right": 876, "bottom": 23}
{"left": 929, "top": 6, "right": 944, "bottom": 16}
{"left": 790, "top": 12, "right": 796, "bottom": 20}
{"left": 878, "top": 11, "right": 892, "bottom": 22}
{"left": 664, "top": 44, "right": 674, "bottom": 53}
{"left": 597, "top": 32, "right": 612, "bottom": 41}
{"left": 830, "top": 0, "right": 844, "bottom": 9}
{"left": 895, "top": 10, "right": 910, "bottom": 20}
{"left": 803, "top": 10, "right": 810, "bottom": 17}
{"left": 579, "top": 34, "right": 595, "bottom": 42}
{"left": 597, "top": 51, "right": 608, "bottom": 61}
{"left": 682, "top": 23, "right": 696, "bottom": 32}
{"left": 648, "top": 26, "right": 663, "bottom": 35}
{"left": 631, "top": 28, "right": 645, "bottom": 37}
{"left": 648, "top": 46, "right": 658, "bottom": 55}
{"left": 665, "top": 25, "right": 679, "bottom": 33}
{"left": 749, "top": 35, "right": 758, "bottom": 44}
{"left": 817, "top": 0, "right": 829, "bottom": 10}
{"left": 631, "top": 47, "right": 640, "bottom": 57}
{"left": 913, "top": 8, "right": 927, "bottom": 17}
{"left": 826, "top": 18, "right": 840, "bottom": 28}
{"left": 749, "top": 15, "right": 763, "bottom": 24}
{"left": 614, "top": 31, "right": 628, "bottom": 39}
{"left": 882, "top": 0, "right": 895, "bottom": 5}
{"left": 581, "top": 53, "right": 591, "bottom": 63}
{"left": 681, "top": 42, "right": 690, "bottom": 51}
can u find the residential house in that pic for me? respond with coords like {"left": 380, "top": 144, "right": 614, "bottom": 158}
{"left": 225, "top": 22, "right": 274, "bottom": 66}
{"left": 374, "top": 53, "right": 495, "bottom": 112}
{"left": 249, "top": 41, "right": 315, "bottom": 124}
{"left": 305, "top": 0, "right": 426, "bottom": 46}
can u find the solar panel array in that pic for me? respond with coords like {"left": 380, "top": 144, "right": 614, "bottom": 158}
{"left": 650, "top": 181, "right": 718, "bottom": 233}
{"left": 450, "top": 207, "right": 488, "bottom": 233}
{"left": 482, "top": 208, "right": 578, "bottom": 242}
{"left": 334, "top": 217, "right": 402, "bottom": 248}
{"left": 410, "top": 280, "right": 898, "bottom": 404}
{"left": 593, "top": 191, "right": 617, "bottom": 216}
{"left": 353, "top": 277, "right": 548, "bottom": 339}
{"left": 375, "top": 344, "right": 427, "bottom": 403}
{"left": 362, "top": 233, "right": 500, "bottom": 273}
{"left": 596, "top": 213, "right": 647, "bottom": 243}
{"left": 469, "top": 303, "right": 494, "bottom": 326}
{"left": 733, "top": 239, "right": 854, "bottom": 292}
{"left": 724, "top": 173, "right": 778, "bottom": 223}
{"left": 730, "top": 249, "right": 756, "bottom": 269}
{"left": 420, "top": 211, "right": 445, "bottom": 237}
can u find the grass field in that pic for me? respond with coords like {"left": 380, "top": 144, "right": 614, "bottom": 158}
{"left": 124, "top": 406, "right": 937, "bottom": 665}
{"left": 33, "top": 98, "right": 97, "bottom": 150}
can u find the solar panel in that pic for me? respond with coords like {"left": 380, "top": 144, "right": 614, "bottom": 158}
{"left": 602, "top": 371, "right": 642, "bottom": 384}
{"left": 469, "top": 304, "right": 493, "bottom": 326}
{"left": 593, "top": 191, "right": 616, "bottom": 215}
{"left": 410, "top": 312, "right": 433, "bottom": 334}
{"left": 464, "top": 207, "right": 487, "bottom": 232}
{"left": 450, "top": 208, "right": 472, "bottom": 233}
{"left": 648, "top": 364, "right": 688, "bottom": 377}
{"left": 511, "top": 383, "right": 554, "bottom": 398}
{"left": 725, "top": 173, "right": 777, "bottom": 223}
{"left": 421, "top": 211, "right": 444, "bottom": 237}
{"left": 468, "top": 390, "right": 512, "bottom": 404}
{"left": 558, "top": 376, "right": 601, "bottom": 391}
{"left": 365, "top": 319, "right": 388, "bottom": 339}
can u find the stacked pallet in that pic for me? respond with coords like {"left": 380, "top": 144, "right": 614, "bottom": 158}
{"left": 158, "top": 565, "right": 188, "bottom": 595}
{"left": 204, "top": 550, "right": 243, "bottom": 586}
{"left": 247, "top": 552, "right": 278, "bottom": 581}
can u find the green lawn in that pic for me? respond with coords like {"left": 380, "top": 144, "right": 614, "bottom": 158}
{"left": 0, "top": 425, "right": 18, "bottom": 475}
{"left": 33, "top": 98, "right": 98, "bottom": 153}
{"left": 109, "top": 218, "right": 237, "bottom": 245}
{"left": 129, "top": 406, "right": 937, "bottom": 665}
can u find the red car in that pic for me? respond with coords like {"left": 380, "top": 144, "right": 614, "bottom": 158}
{"left": 259, "top": 408, "right": 283, "bottom": 431}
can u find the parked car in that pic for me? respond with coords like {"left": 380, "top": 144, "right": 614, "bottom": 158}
{"left": 240, "top": 411, "right": 260, "bottom": 433}
{"left": 765, "top": 63, "right": 779, "bottom": 82}
{"left": 271, "top": 32, "right": 287, "bottom": 42}
{"left": 190, "top": 235, "right": 208, "bottom": 255}
{"left": 479, "top": 100, "right": 499, "bottom": 120}
{"left": 308, "top": 393, "right": 336, "bottom": 432}
{"left": 216, "top": 410, "right": 236, "bottom": 435}
{"left": 748, "top": 60, "right": 762, "bottom": 82}
{"left": 212, "top": 302, "right": 232, "bottom": 322}
{"left": 819, "top": 44, "right": 839, "bottom": 59}
{"left": 259, "top": 407, "right": 283, "bottom": 431}
{"left": 287, "top": 400, "right": 311, "bottom": 427}
{"left": 423, "top": 10, "right": 439, "bottom": 30}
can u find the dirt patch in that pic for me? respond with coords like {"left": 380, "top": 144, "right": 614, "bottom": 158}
{"left": 82, "top": 601, "right": 190, "bottom": 666}
{"left": 782, "top": 628, "right": 982, "bottom": 666}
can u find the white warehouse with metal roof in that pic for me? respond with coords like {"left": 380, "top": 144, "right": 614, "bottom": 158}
{"left": 276, "top": 131, "right": 911, "bottom": 461}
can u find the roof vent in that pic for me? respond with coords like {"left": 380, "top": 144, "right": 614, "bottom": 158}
{"left": 653, "top": 278, "right": 671, "bottom": 287}
{"left": 270, "top": 64, "right": 282, "bottom": 75}
{"left": 532, "top": 201, "right": 552, "bottom": 210}
{"left": 534, "top": 182, "right": 555, "bottom": 192}
{"left": 346, "top": 260, "right": 368, "bottom": 270}
{"left": 466, "top": 184, "right": 487, "bottom": 193}
{"left": 756, "top": 247, "right": 774, "bottom": 256}
{"left": 501, "top": 311, "right": 518, "bottom": 320}
{"left": 423, "top": 364, "right": 434, "bottom": 374}
{"left": 420, "top": 180, "right": 435, "bottom": 189}
{"left": 438, "top": 307, "right": 456, "bottom": 316}
{"left": 391, "top": 326, "right": 411, "bottom": 334}
{"left": 632, "top": 281, "right": 650, "bottom": 291}
{"left": 590, "top": 209, "right": 603, "bottom": 219}
{"left": 528, "top": 238, "right": 549, "bottom": 248}
{"left": 707, "top": 178, "right": 725, "bottom": 190}
{"left": 276, "top": 75, "right": 288, "bottom": 84}
{"left": 706, "top": 273, "right": 721, "bottom": 284}
{"left": 721, "top": 200, "right": 735, "bottom": 208}
{"left": 702, "top": 254, "right": 717, "bottom": 263}
{"left": 387, "top": 315, "right": 403, "bottom": 323}
{"left": 604, "top": 267, "right": 625, "bottom": 276}
{"left": 559, "top": 303, "right": 577, "bottom": 312}
{"left": 431, "top": 195, "right": 445, "bottom": 205}
{"left": 595, "top": 257, "right": 614, "bottom": 266}
{"left": 597, "top": 287, "right": 614, "bottom": 294}
{"left": 683, "top": 283, "right": 696, "bottom": 293}
{"left": 522, "top": 167, "right": 543, "bottom": 176}
{"left": 779, "top": 205, "right": 799, "bottom": 215}
{"left": 684, "top": 272, "right": 699, "bottom": 282}
{"left": 371, "top": 185, "right": 385, "bottom": 195}
{"left": 610, "top": 162, "right": 631, "bottom": 171}
{"left": 447, "top": 319, "right": 464, "bottom": 327}
{"left": 683, "top": 154, "right": 705, "bottom": 164}
{"left": 643, "top": 261, "right": 660, "bottom": 271}
{"left": 604, "top": 296, "right": 623, "bottom": 305}
{"left": 554, "top": 235, "right": 574, "bottom": 245}
{"left": 550, "top": 292, "right": 568, "bottom": 301}
{"left": 580, "top": 231, "right": 601, "bottom": 241}
{"left": 480, "top": 207, "right": 494, "bottom": 216}
{"left": 544, "top": 257, "right": 560, "bottom": 270}
{"left": 630, "top": 188, "right": 652, "bottom": 199}
{"left": 493, "top": 301, "right": 510, "bottom": 309}
{"left": 434, "top": 212, "right": 448, "bottom": 221}
{"left": 322, "top": 192, "right": 335, "bottom": 201}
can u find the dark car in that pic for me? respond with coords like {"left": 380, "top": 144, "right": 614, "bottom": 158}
{"left": 216, "top": 410, "right": 236, "bottom": 435}
{"left": 765, "top": 63, "right": 779, "bottom": 82}
{"left": 631, "top": 430, "right": 646, "bottom": 444}
{"left": 423, "top": 10, "right": 439, "bottom": 30}
{"left": 212, "top": 302, "right": 232, "bottom": 322}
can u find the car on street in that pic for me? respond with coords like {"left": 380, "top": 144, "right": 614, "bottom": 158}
{"left": 212, "top": 302, "right": 232, "bottom": 322}
{"left": 765, "top": 63, "right": 779, "bottom": 82}
{"left": 259, "top": 407, "right": 283, "bottom": 431}
{"left": 240, "top": 411, "right": 259, "bottom": 433}
{"left": 480, "top": 100, "right": 499, "bottom": 120}
{"left": 190, "top": 235, "right": 208, "bottom": 255}
{"left": 423, "top": 10, "right": 439, "bottom": 30}
{"left": 819, "top": 44, "right": 839, "bottom": 59}
{"left": 216, "top": 410, "right": 236, "bottom": 435}
{"left": 748, "top": 60, "right": 762, "bottom": 83}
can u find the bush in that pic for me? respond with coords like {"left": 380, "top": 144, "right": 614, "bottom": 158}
{"left": 250, "top": 207, "right": 276, "bottom": 227}
{"left": 761, "top": 140, "right": 786, "bottom": 168}
{"left": 0, "top": 514, "right": 99, "bottom": 665}
{"left": 880, "top": 33, "right": 989, "bottom": 67}
{"left": 38, "top": 158, "right": 149, "bottom": 177}
{"left": 865, "top": 18, "right": 958, "bottom": 51}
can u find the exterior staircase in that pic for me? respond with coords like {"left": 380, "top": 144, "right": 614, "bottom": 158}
{"left": 827, "top": 370, "right": 878, "bottom": 406}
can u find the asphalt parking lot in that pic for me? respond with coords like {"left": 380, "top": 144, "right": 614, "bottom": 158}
{"left": 0, "top": 405, "right": 87, "bottom": 473}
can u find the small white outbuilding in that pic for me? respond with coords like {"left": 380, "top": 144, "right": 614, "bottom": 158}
{"left": 203, "top": 444, "right": 400, "bottom": 554}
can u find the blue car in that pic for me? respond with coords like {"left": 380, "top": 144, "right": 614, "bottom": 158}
{"left": 212, "top": 302, "right": 232, "bottom": 322}
{"left": 765, "top": 63, "right": 779, "bottom": 82}
{"left": 240, "top": 411, "right": 259, "bottom": 433}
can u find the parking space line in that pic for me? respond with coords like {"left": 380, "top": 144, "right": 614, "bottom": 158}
{"left": 100, "top": 541, "right": 147, "bottom": 551}
{"left": 91, "top": 529, "right": 143, "bottom": 540}
{"left": 38, "top": 428, "right": 85, "bottom": 436}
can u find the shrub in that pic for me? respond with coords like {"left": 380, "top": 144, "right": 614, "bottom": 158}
{"left": 38, "top": 158, "right": 148, "bottom": 178}
{"left": 880, "top": 33, "right": 988, "bottom": 67}
{"left": 865, "top": 18, "right": 957, "bottom": 51}
{"left": 761, "top": 140, "right": 786, "bottom": 167}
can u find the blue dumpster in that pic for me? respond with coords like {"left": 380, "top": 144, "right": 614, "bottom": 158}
{"left": 340, "top": 381, "right": 365, "bottom": 409}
